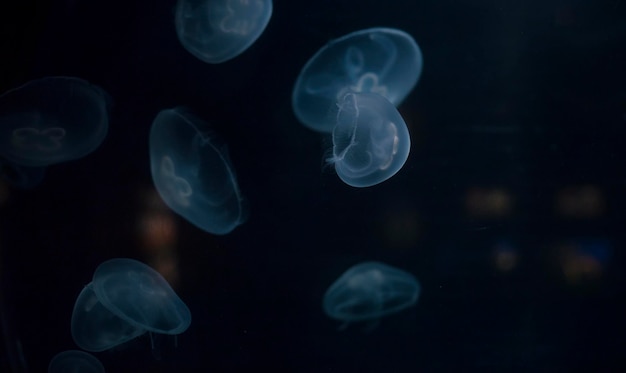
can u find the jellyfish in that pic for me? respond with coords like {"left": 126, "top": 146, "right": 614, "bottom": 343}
{"left": 48, "top": 350, "right": 105, "bottom": 373}
{"left": 0, "top": 76, "right": 109, "bottom": 166}
{"left": 327, "top": 92, "right": 411, "bottom": 187}
{"left": 149, "top": 107, "right": 247, "bottom": 235}
{"left": 175, "top": 0, "right": 273, "bottom": 63}
{"left": 292, "top": 27, "right": 423, "bottom": 132}
{"left": 0, "top": 157, "right": 46, "bottom": 189}
{"left": 323, "top": 261, "right": 420, "bottom": 329}
{"left": 71, "top": 258, "right": 191, "bottom": 352}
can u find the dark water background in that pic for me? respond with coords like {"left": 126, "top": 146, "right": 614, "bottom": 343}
{"left": 1, "top": 0, "right": 626, "bottom": 371}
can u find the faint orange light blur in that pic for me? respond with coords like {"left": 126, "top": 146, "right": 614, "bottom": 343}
{"left": 556, "top": 242, "right": 606, "bottom": 284}
{"left": 136, "top": 188, "right": 180, "bottom": 287}
{"left": 138, "top": 212, "right": 176, "bottom": 250}
{"left": 466, "top": 187, "right": 513, "bottom": 218}
{"left": 556, "top": 185, "right": 605, "bottom": 219}
{"left": 150, "top": 253, "right": 180, "bottom": 288}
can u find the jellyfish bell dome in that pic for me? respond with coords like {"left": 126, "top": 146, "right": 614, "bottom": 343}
{"left": 292, "top": 27, "right": 423, "bottom": 132}
{"left": 71, "top": 258, "right": 191, "bottom": 352}
{"left": 0, "top": 76, "right": 109, "bottom": 167}
{"left": 92, "top": 258, "right": 191, "bottom": 334}
{"left": 175, "top": 0, "right": 273, "bottom": 63}
{"left": 323, "top": 261, "right": 420, "bottom": 325}
{"left": 71, "top": 282, "right": 147, "bottom": 352}
{"left": 328, "top": 92, "right": 411, "bottom": 188}
{"left": 149, "top": 107, "right": 247, "bottom": 235}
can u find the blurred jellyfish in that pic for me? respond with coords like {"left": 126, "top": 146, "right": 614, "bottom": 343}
{"left": 323, "top": 261, "right": 420, "bottom": 329}
{"left": 175, "top": 0, "right": 273, "bottom": 63}
{"left": 149, "top": 107, "right": 247, "bottom": 235}
{"left": 292, "top": 27, "right": 422, "bottom": 132}
{"left": 71, "top": 258, "right": 191, "bottom": 352}
{"left": 0, "top": 157, "right": 45, "bottom": 189}
{"left": 327, "top": 92, "right": 410, "bottom": 187}
{"left": 0, "top": 76, "right": 109, "bottom": 166}
{"left": 48, "top": 350, "right": 104, "bottom": 373}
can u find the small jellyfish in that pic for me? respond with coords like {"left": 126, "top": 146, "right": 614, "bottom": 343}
{"left": 175, "top": 0, "right": 273, "bottom": 63}
{"left": 71, "top": 258, "right": 191, "bottom": 352}
{"left": 327, "top": 92, "right": 410, "bottom": 187}
{"left": 292, "top": 27, "right": 423, "bottom": 132}
{"left": 149, "top": 107, "right": 247, "bottom": 235}
{"left": 0, "top": 76, "right": 109, "bottom": 166}
{"left": 48, "top": 350, "right": 104, "bottom": 373}
{"left": 323, "top": 261, "right": 420, "bottom": 328}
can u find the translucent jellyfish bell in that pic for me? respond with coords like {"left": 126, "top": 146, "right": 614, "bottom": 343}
{"left": 323, "top": 261, "right": 420, "bottom": 328}
{"left": 71, "top": 282, "right": 148, "bottom": 352}
{"left": 175, "top": 0, "right": 273, "bottom": 63}
{"left": 328, "top": 92, "right": 411, "bottom": 187}
{"left": 292, "top": 27, "right": 423, "bottom": 132}
{"left": 0, "top": 76, "right": 109, "bottom": 166}
{"left": 71, "top": 258, "right": 191, "bottom": 352}
{"left": 48, "top": 350, "right": 104, "bottom": 373}
{"left": 149, "top": 107, "right": 247, "bottom": 235}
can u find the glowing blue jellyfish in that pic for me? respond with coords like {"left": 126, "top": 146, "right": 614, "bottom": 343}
{"left": 327, "top": 92, "right": 410, "bottom": 187}
{"left": 175, "top": 0, "right": 273, "bottom": 63}
{"left": 292, "top": 27, "right": 423, "bottom": 132}
{"left": 0, "top": 76, "right": 109, "bottom": 166}
{"left": 323, "top": 261, "right": 420, "bottom": 328}
{"left": 71, "top": 258, "right": 191, "bottom": 352}
{"left": 48, "top": 350, "right": 104, "bottom": 373}
{"left": 149, "top": 107, "right": 247, "bottom": 235}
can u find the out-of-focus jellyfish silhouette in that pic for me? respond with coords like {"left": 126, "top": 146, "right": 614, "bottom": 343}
{"left": 71, "top": 258, "right": 191, "bottom": 352}
{"left": 292, "top": 27, "right": 422, "bottom": 132}
{"left": 0, "top": 76, "right": 109, "bottom": 166}
{"left": 327, "top": 92, "right": 411, "bottom": 187}
{"left": 323, "top": 261, "right": 420, "bottom": 329}
{"left": 149, "top": 107, "right": 247, "bottom": 235}
{"left": 175, "top": 0, "right": 273, "bottom": 63}
{"left": 0, "top": 157, "right": 45, "bottom": 189}
{"left": 48, "top": 350, "right": 104, "bottom": 373}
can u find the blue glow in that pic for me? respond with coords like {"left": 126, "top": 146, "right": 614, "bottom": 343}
{"left": 292, "top": 27, "right": 422, "bottom": 132}
{"left": 71, "top": 258, "right": 191, "bottom": 352}
{"left": 323, "top": 261, "right": 420, "bottom": 325}
{"left": 0, "top": 77, "right": 109, "bottom": 166}
{"left": 149, "top": 107, "right": 247, "bottom": 235}
{"left": 48, "top": 350, "right": 104, "bottom": 373}
{"left": 327, "top": 92, "right": 411, "bottom": 187}
{"left": 175, "top": 0, "right": 273, "bottom": 63}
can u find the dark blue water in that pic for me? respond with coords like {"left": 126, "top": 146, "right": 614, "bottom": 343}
{"left": 1, "top": 0, "right": 625, "bottom": 371}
